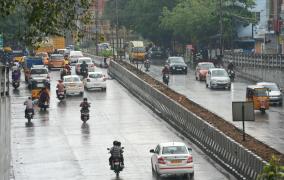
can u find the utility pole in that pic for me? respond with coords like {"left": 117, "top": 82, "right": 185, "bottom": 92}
{"left": 95, "top": 0, "right": 99, "bottom": 55}
{"left": 115, "top": 0, "right": 119, "bottom": 60}
{"left": 219, "top": 0, "right": 223, "bottom": 56}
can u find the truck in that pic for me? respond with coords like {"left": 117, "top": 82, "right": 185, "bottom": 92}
{"left": 23, "top": 56, "right": 44, "bottom": 82}
{"left": 35, "top": 36, "right": 65, "bottom": 53}
{"left": 127, "top": 41, "right": 146, "bottom": 63}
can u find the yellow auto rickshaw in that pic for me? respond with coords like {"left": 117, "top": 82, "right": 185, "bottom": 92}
{"left": 31, "top": 80, "right": 50, "bottom": 100}
{"left": 246, "top": 85, "right": 270, "bottom": 113}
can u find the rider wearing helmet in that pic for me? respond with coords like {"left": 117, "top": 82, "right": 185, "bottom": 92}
{"left": 80, "top": 98, "right": 90, "bottom": 113}
{"left": 80, "top": 61, "right": 88, "bottom": 75}
{"left": 162, "top": 64, "right": 170, "bottom": 75}
{"left": 56, "top": 80, "right": 65, "bottom": 98}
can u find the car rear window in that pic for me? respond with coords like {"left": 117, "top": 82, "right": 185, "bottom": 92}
{"left": 31, "top": 69, "right": 48, "bottom": 74}
{"left": 162, "top": 146, "right": 187, "bottom": 154}
{"left": 212, "top": 70, "right": 227, "bottom": 77}
{"left": 78, "top": 59, "right": 92, "bottom": 64}
{"left": 70, "top": 51, "right": 83, "bottom": 56}
{"left": 200, "top": 63, "right": 214, "bottom": 70}
{"left": 51, "top": 55, "right": 64, "bottom": 60}
{"left": 64, "top": 77, "right": 80, "bottom": 82}
{"left": 89, "top": 73, "right": 103, "bottom": 78}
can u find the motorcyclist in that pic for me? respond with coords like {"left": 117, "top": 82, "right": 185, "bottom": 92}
{"left": 56, "top": 80, "right": 65, "bottom": 98}
{"left": 39, "top": 88, "right": 50, "bottom": 106}
{"left": 80, "top": 98, "right": 90, "bottom": 113}
{"left": 64, "top": 55, "right": 69, "bottom": 65}
{"left": 109, "top": 141, "right": 124, "bottom": 169}
{"left": 24, "top": 97, "right": 34, "bottom": 118}
{"left": 162, "top": 65, "right": 170, "bottom": 75}
{"left": 227, "top": 61, "right": 234, "bottom": 71}
{"left": 80, "top": 61, "right": 88, "bottom": 76}
{"left": 12, "top": 69, "right": 21, "bottom": 81}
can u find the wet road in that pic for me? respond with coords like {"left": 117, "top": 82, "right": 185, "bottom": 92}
{"left": 147, "top": 64, "right": 284, "bottom": 153}
{"left": 10, "top": 68, "right": 235, "bottom": 180}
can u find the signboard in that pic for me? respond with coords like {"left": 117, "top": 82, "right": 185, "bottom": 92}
{"left": 0, "top": 34, "right": 3, "bottom": 49}
{"left": 232, "top": 101, "right": 255, "bottom": 122}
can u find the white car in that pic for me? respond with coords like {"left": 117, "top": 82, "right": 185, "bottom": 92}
{"left": 28, "top": 65, "right": 50, "bottom": 86}
{"left": 150, "top": 142, "right": 194, "bottom": 179}
{"left": 69, "top": 51, "right": 83, "bottom": 65}
{"left": 206, "top": 68, "right": 231, "bottom": 90}
{"left": 83, "top": 72, "right": 107, "bottom": 91}
{"left": 75, "top": 57, "right": 95, "bottom": 74}
{"left": 63, "top": 75, "right": 84, "bottom": 96}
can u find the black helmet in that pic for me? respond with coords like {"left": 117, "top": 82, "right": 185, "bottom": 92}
{"left": 113, "top": 140, "right": 118, "bottom": 146}
{"left": 83, "top": 98, "right": 87, "bottom": 101}
{"left": 117, "top": 141, "right": 121, "bottom": 146}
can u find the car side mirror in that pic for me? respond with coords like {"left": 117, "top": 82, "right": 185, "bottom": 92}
{"left": 150, "top": 149, "right": 155, "bottom": 153}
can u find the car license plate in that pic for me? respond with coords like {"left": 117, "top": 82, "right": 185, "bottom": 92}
{"left": 114, "top": 162, "right": 120, "bottom": 165}
{"left": 171, "top": 160, "right": 182, "bottom": 164}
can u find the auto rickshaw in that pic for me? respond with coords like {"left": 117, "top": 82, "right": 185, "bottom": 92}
{"left": 246, "top": 85, "right": 270, "bottom": 113}
{"left": 31, "top": 79, "right": 50, "bottom": 100}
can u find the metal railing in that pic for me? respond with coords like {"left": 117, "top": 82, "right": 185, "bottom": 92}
{"left": 0, "top": 64, "right": 11, "bottom": 180}
{"left": 109, "top": 60, "right": 266, "bottom": 180}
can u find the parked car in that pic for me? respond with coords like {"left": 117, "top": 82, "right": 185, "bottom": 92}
{"left": 48, "top": 54, "right": 65, "bottom": 69}
{"left": 257, "top": 82, "right": 283, "bottom": 106}
{"left": 75, "top": 57, "right": 95, "bottom": 74}
{"left": 69, "top": 50, "right": 83, "bottom": 65}
{"left": 63, "top": 75, "right": 84, "bottom": 96}
{"left": 83, "top": 72, "right": 107, "bottom": 91}
{"left": 166, "top": 57, "right": 187, "bottom": 74}
{"left": 195, "top": 62, "right": 215, "bottom": 81}
{"left": 150, "top": 142, "right": 194, "bottom": 179}
{"left": 28, "top": 65, "right": 50, "bottom": 87}
{"left": 206, "top": 68, "right": 231, "bottom": 90}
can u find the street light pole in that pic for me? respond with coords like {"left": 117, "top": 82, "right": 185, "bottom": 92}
{"left": 219, "top": 0, "right": 223, "bottom": 56}
{"left": 95, "top": 0, "right": 99, "bottom": 55}
{"left": 115, "top": 0, "right": 119, "bottom": 60}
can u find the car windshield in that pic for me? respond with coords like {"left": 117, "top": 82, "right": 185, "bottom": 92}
{"left": 36, "top": 53, "right": 48, "bottom": 57}
{"left": 212, "top": 70, "right": 227, "bottom": 77}
{"left": 255, "top": 89, "right": 269, "bottom": 96}
{"left": 200, "top": 63, "right": 214, "bottom": 70}
{"left": 133, "top": 47, "right": 145, "bottom": 52}
{"left": 70, "top": 51, "right": 83, "bottom": 56}
{"left": 31, "top": 69, "right": 48, "bottom": 74}
{"left": 151, "top": 47, "right": 161, "bottom": 51}
{"left": 262, "top": 84, "right": 279, "bottom": 91}
{"left": 89, "top": 73, "right": 103, "bottom": 78}
{"left": 78, "top": 59, "right": 92, "bottom": 64}
{"left": 64, "top": 77, "right": 80, "bottom": 82}
{"left": 170, "top": 57, "right": 184, "bottom": 63}
{"left": 162, "top": 146, "right": 187, "bottom": 155}
{"left": 51, "top": 55, "right": 64, "bottom": 60}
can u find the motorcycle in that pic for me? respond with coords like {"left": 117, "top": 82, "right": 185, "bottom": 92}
{"left": 81, "top": 108, "right": 90, "bottom": 123}
{"left": 38, "top": 100, "right": 49, "bottom": 111}
{"left": 61, "top": 68, "right": 71, "bottom": 80}
{"left": 25, "top": 109, "right": 33, "bottom": 124}
{"left": 144, "top": 59, "right": 150, "bottom": 72}
{"left": 57, "top": 91, "right": 65, "bottom": 101}
{"left": 228, "top": 69, "right": 235, "bottom": 82}
{"left": 107, "top": 147, "right": 124, "bottom": 178}
{"left": 12, "top": 80, "right": 20, "bottom": 89}
{"left": 163, "top": 74, "right": 169, "bottom": 85}
{"left": 81, "top": 68, "right": 88, "bottom": 79}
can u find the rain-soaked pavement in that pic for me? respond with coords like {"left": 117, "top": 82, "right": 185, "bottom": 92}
{"left": 10, "top": 68, "right": 236, "bottom": 180}
{"left": 147, "top": 64, "right": 284, "bottom": 153}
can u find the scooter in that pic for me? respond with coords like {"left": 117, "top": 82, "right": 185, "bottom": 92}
{"left": 38, "top": 100, "right": 49, "bottom": 111}
{"left": 12, "top": 80, "right": 20, "bottom": 89}
{"left": 57, "top": 91, "right": 65, "bottom": 101}
{"left": 107, "top": 148, "right": 124, "bottom": 178}
{"left": 163, "top": 74, "right": 169, "bottom": 85}
{"left": 81, "top": 108, "right": 90, "bottom": 123}
{"left": 144, "top": 59, "right": 150, "bottom": 72}
{"left": 81, "top": 69, "right": 88, "bottom": 79}
{"left": 228, "top": 69, "right": 235, "bottom": 82}
{"left": 25, "top": 109, "right": 34, "bottom": 124}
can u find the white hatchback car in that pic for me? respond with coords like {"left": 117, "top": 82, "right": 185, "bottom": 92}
{"left": 75, "top": 57, "right": 95, "bottom": 74}
{"left": 69, "top": 50, "right": 83, "bottom": 65}
{"left": 63, "top": 75, "right": 84, "bottom": 96}
{"left": 83, "top": 72, "right": 107, "bottom": 91}
{"left": 150, "top": 142, "right": 194, "bottom": 179}
{"left": 206, "top": 68, "right": 231, "bottom": 90}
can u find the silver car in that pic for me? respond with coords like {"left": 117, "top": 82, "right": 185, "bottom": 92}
{"left": 206, "top": 68, "right": 231, "bottom": 90}
{"left": 257, "top": 82, "right": 283, "bottom": 106}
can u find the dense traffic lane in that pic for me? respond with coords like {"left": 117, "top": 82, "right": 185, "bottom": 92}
{"left": 147, "top": 64, "right": 284, "bottom": 153}
{"left": 10, "top": 69, "right": 235, "bottom": 180}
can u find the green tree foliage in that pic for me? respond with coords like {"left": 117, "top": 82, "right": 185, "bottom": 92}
{"left": 0, "top": 0, "right": 93, "bottom": 47}
{"left": 160, "top": 0, "right": 255, "bottom": 47}
{"left": 104, "top": 0, "right": 179, "bottom": 46}
{"left": 257, "top": 155, "right": 284, "bottom": 180}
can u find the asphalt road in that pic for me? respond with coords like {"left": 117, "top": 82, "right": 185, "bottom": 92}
{"left": 10, "top": 68, "right": 236, "bottom": 180}
{"left": 146, "top": 64, "right": 284, "bottom": 153}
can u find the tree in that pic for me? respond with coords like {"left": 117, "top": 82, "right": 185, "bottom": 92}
{"left": 0, "top": 0, "right": 93, "bottom": 47}
{"left": 257, "top": 155, "right": 284, "bottom": 180}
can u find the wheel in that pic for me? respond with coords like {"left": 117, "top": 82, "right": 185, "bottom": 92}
{"left": 116, "top": 171, "right": 119, "bottom": 178}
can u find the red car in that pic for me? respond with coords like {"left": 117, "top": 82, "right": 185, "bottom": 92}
{"left": 195, "top": 62, "right": 215, "bottom": 81}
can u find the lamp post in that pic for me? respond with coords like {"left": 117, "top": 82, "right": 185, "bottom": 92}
{"left": 115, "top": 0, "right": 120, "bottom": 60}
